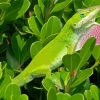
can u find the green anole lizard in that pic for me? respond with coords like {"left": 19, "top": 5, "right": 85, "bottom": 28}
{"left": 12, "top": 6, "right": 100, "bottom": 86}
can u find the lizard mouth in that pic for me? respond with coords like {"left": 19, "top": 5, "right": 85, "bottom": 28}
{"left": 76, "top": 24, "right": 100, "bottom": 51}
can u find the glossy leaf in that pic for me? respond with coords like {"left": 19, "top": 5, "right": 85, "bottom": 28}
{"left": 84, "top": 90, "right": 92, "bottom": 100}
{"left": 28, "top": 16, "right": 40, "bottom": 35}
{"left": 84, "top": 85, "right": 99, "bottom": 100}
{"left": 30, "top": 41, "right": 43, "bottom": 58}
{"left": 41, "top": 16, "right": 61, "bottom": 42}
{"left": 60, "top": 71, "right": 70, "bottom": 86}
{"left": 92, "top": 45, "right": 100, "bottom": 61}
{"left": 4, "top": 84, "right": 21, "bottom": 100}
{"left": 46, "top": 16, "right": 61, "bottom": 36}
{"left": 57, "top": 92, "right": 71, "bottom": 100}
{"left": 21, "top": 37, "right": 35, "bottom": 64}
{"left": 43, "top": 33, "right": 57, "bottom": 46}
{"left": 38, "top": 0, "right": 45, "bottom": 15}
{"left": 6, "top": 48, "right": 20, "bottom": 70}
{"left": 90, "top": 85, "right": 99, "bottom": 100}
{"left": 70, "top": 93, "right": 84, "bottom": 100}
{"left": 47, "top": 88, "right": 57, "bottom": 100}
{"left": 0, "top": 2, "right": 10, "bottom": 9}
{"left": 34, "top": 4, "right": 43, "bottom": 25}
{"left": 0, "top": 75, "right": 11, "bottom": 98}
{"left": 62, "top": 53, "right": 80, "bottom": 72}
{"left": 17, "top": 94, "right": 28, "bottom": 100}
{"left": 11, "top": 33, "right": 25, "bottom": 62}
{"left": 0, "top": 62, "right": 7, "bottom": 79}
{"left": 71, "top": 68, "right": 93, "bottom": 87}
{"left": 83, "top": 0, "right": 100, "bottom": 7}
{"left": 40, "top": 23, "right": 47, "bottom": 42}
{"left": 51, "top": 72, "right": 63, "bottom": 90}
{"left": 74, "top": 0, "right": 83, "bottom": 10}
{"left": 22, "top": 26, "right": 33, "bottom": 34}
{"left": 77, "top": 37, "right": 96, "bottom": 69}
{"left": 5, "top": 0, "right": 30, "bottom": 21}
{"left": 51, "top": 0, "right": 72, "bottom": 13}
{"left": 42, "top": 79, "right": 56, "bottom": 91}
{"left": 0, "top": 62, "right": 3, "bottom": 79}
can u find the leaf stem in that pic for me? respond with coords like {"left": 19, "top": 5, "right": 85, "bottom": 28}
{"left": 13, "top": 24, "right": 27, "bottom": 35}
{"left": 91, "top": 61, "right": 100, "bottom": 69}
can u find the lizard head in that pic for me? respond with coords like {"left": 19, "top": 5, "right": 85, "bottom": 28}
{"left": 72, "top": 6, "right": 100, "bottom": 29}
{"left": 73, "top": 6, "right": 100, "bottom": 51}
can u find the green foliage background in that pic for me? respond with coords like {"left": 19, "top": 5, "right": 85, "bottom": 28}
{"left": 0, "top": 0, "right": 100, "bottom": 100}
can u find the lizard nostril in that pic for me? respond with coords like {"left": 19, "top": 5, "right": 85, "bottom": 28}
{"left": 73, "top": 23, "right": 77, "bottom": 26}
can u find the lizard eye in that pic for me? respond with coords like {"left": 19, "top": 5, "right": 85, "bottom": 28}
{"left": 80, "top": 13, "right": 86, "bottom": 18}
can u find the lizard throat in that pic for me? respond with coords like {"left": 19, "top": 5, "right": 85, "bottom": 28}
{"left": 75, "top": 24, "right": 100, "bottom": 51}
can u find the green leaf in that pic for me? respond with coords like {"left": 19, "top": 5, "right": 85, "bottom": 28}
{"left": 70, "top": 93, "right": 84, "bottom": 100}
{"left": 5, "top": 0, "right": 30, "bottom": 21}
{"left": 62, "top": 7, "right": 73, "bottom": 22}
{"left": 42, "top": 79, "right": 56, "bottom": 91}
{"left": 92, "top": 45, "right": 100, "bottom": 61}
{"left": 0, "top": 62, "right": 7, "bottom": 79}
{"left": 17, "top": 94, "right": 29, "bottom": 100}
{"left": 74, "top": 0, "right": 83, "bottom": 11}
{"left": 0, "top": 0, "right": 11, "bottom": 2}
{"left": 84, "top": 85, "right": 99, "bottom": 100}
{"left": 30, "top": 41, "right": 43, "bottom": 58}
{"left": 22, "top": 26, "right": 33, "bottom": 34}
{"left": 38, "top": 0, "right": 45, "bottom": 16}
{"left": 0, "top": 35, "right": 3, "bottom": 45}
{"left": 57, "top": 92, "right": 71, "bottom": 100}
{"left": 4, "top": 84, "right": 21, "bottom": 100}
{"left": 77, "top": 37, "right": 96, "bottom": 69}
{"left": 0, "top": 75, "right": 11, "bottom": 98}
{"left": 90, "top": 85, "right": 99, "bottom": 100}
{"left": 46, "top": 16, "right": 61, "bottom": 36}
{"left": 6, "top": 48, "right": 20, "bottom": 70}
{"left": 40, "top": 23, "right": 47, "bottom": 42}
{"left": 28, "top": 16, "right": 40, "bottom": 35}
{"left": 41, "top": 16, "right": 61, "bottom": 42}
{"left": 0, "top": 33, "right": 7, "bottom": 45}
{"left": 0, "top": 2, "right": 10, "bottom": 9}
{"left": 0, "top": 62, "right": 3, "bottom": 79}
{"left": 11, "top": 33, "right": 25, "bottom": 62}
{"left": 21, "top": 37, "right": 35, "bottom": 64}
{"left": 62, "top": 53, "right": 80, "bottom": 72}
{"left": 84, "top": 90, "right": 92, "bottom": 100}
{"left": 43, "top": 33, "right": 57, "bottom": 46}
{"left": 97, "top": 17, "right": 100, "bottom": 23}
{"left": 83, "top": 0, "right": 100, "bottom": 7}
{"left": 34, "top": 4, "right": 43, "bottom": 25}
{"left": 47, "top": 88, "right": 57, "bottom": 100}
{"left": 51, "top": 0, "right": 72, "bottom": 13}
{"left": 51, "top": 72, "right": 63, "bottom": 90}
{"left": 5, "top": 64, "right": 14, "bottom": 78}
{"left": 71, "top": 68, "right": 93, "bottom": 87}
{"left": 8, "top": 34, "right": 36, "bottom": 65}
{"left": 60, "top": 71, "right": 70, "bottom": 86}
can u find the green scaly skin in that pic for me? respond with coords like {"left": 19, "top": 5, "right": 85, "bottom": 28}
{"left": 12, "top": 6, "right": 100, "bottom": 86}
